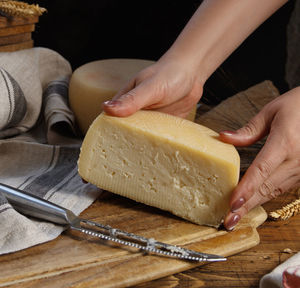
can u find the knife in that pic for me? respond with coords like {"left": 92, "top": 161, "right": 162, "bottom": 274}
{"left": 0, "top": 182, "right": 226, "bottom": 262}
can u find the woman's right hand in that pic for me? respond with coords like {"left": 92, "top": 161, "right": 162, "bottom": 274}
{"left": 102, "top": 55, "right": 204, "bottom": 119}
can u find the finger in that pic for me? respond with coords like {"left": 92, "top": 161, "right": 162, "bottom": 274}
{"left": 112, "top": 77, "right": 136, "bottom": 100}
{"left": 224, "top": 173, "right": 300, "bottom": 231}
{"left": 219, "top": 105, "right": 276, "bottom": 147}
{"left": 245, "top": 158, "right": 300, "bottom": 210}
{"left": 102, "top": 80, "right": 161, "bottom": 117}
{"left": 224, "top": 158, "right": 300, "bottom": 230}
{"left": 102, "top": 78, "right": 136, "bottom": 116}
{"left": 228, "top": 130, "right": 287, "bottom": 211}
{"left": 248, "top": 159, "right": 300, "bottom": 205}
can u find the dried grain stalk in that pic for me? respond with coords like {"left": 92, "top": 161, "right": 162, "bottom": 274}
{"left": 269, "top": 198, "right": 300, "bottom": 221}
{"left": 0, "top": 1, "right": 46, "bottom": 18}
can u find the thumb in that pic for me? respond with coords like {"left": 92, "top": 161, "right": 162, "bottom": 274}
{"left": 102, "top": 80, "right": 158, "bottom": 117}
{"left": 219, "top": 109, "right": 274, "bottom": 146}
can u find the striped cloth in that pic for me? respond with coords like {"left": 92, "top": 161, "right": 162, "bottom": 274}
{"left": 0, "top": 47, "right": 101, "bottom": 255}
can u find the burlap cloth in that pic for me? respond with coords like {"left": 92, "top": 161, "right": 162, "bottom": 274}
{"left": 0, "top": 47, "right": 101, "bottom": 255}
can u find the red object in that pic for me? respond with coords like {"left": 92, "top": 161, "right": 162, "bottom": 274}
{"left": 283, "top": 266, "right": 300, "bottom": 288}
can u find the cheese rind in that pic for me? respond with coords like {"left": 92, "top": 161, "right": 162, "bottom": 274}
{"left": 69, "top": 58, "right": 197, "bottom": 135}
{"left": 69, "top": 58, "right": 155, "bottom": 134}
{"left": 78, "top": 111, "right": 240, "bottom": 227}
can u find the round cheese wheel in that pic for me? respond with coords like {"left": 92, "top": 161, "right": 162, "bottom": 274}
{"left": 69, "top": 58, "right": 197, "bottom": 135}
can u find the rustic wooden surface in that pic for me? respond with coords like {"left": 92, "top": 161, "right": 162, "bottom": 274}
{"left": 0, "top": 40, "right": 33, "bottom": 52}
{"left": 0, "top": 24, "right": 35, "bottom": 37}
{"left": 0, "top": 16, "right": 37, "bottom": 51}
{"left": 0, "top": 32, "right": 31, "bottom": 45}
{"left": 0, "top": 195, "right": 266, "bottom": 288}
{"left": 134, "top": 189, "right": 300, "bottom": 288}
{"left": 133, "top": 80, "right": 300, "bottom": 287}
{"left": 0, "top": 193, "right": 298, "bottom": 288}
{"left": 1, "top": 81, "right": 298, "bottom": 288}
{"left": 0, "top": 16, "right": 38, "bottom": 28}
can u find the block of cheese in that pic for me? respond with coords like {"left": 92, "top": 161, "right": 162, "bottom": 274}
{"left": 78, "top": 110, "right": 240, "bottom": 227}
{"left": 69, "top": 59, "right": 155, "bottom": 134}
{"left": 69, "top": 58, "right": 197, "bottom": 135}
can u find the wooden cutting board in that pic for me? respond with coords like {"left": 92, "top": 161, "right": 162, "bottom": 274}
{"left": 0, "top": 193, "right": 267, "bottom": 288}
{"left": 0, "top": 81, "right": 279, "bottom": 288}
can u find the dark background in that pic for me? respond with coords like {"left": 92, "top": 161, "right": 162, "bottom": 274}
{"left": 28, "top": 0, "right": 295, "bottom": 104}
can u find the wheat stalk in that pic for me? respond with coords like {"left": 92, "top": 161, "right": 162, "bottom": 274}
{"left": 0, "top": 1, "right": 46, "bottom": 17}
{"left": 269, "top": 198, "right": 300, "bottom": 221}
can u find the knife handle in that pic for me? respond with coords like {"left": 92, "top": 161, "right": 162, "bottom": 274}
{"left": 0, "top": 183, "right": 77, "bottom": 225}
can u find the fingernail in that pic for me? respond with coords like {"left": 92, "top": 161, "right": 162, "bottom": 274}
{"left": 103, "top": 100, "right": 122, "bottom": 107}
{"left": 220, "top": 130, "right": 237, "bottom": 136}
{"left": 231, "top": 197, "right": 246, "bottom": 212}
{"left": 227, "top": 214, "right": 240, "bottom": 231}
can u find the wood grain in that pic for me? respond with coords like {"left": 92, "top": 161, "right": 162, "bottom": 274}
{"left": 0, "top": 193, "right": 266, "bottom": 288}
{"left": 0, "top": 80, "right": 292, "bottom": 288}
{"left": 0, "top": 32, "right": 31, "bottom": 45}
{"left": 0, "top": 40, "right": 33, "bottom": 52}
{"left": 0, "top": 24, "right": 35, "bottom": 37}
{"left": 0, "top": 16, "right": 36, "bottom": 52}
{"left": 134, "top": 189, "right": 300, "bottom": 288}
{"left": 0, "top": 16, "right": 38, "bottom": 28}
{"left": 134, "top": 81, "right": 300, "bottom": 288}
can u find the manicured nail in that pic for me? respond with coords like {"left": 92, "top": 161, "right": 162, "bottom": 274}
{"left": 227, "top": 214, "right": 240, "bottom": 231}
{"left": 103, "top": 100, "right": 122, "bottom": 107}
{"left": 220, "top": 130, "right": 237, "bottom": 136}
{"left": 231, "top": 197, "right": 246, "bottom": 212}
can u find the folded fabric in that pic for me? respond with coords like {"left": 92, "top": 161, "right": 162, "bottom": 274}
{"left": 0, "top": 47, "right": 101, "bottom": 255}
{"left": 260, "top": 252, "right": 300, "bottom": 288}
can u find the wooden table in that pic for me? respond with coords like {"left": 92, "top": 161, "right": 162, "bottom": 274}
{"left": 134, "top": 189, "right": 300, "bottom": 288}
{"left": 2, "top": 192, "right": 298, "bottom": 288}
{"left": 136, "top": 82, "right": 300, "bottom": 287}
{"left": 1, "top": 81, "right": 299, "bottom": 287}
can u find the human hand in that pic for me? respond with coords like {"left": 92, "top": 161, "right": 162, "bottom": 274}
{"left": 220, "top": 87, "right": 300, "bottom": 230}
{"left": 102, "top": 56, "right": 204, "bottom": 118}
{"left": 102, "top": 0, "right": 287, "bottom": 120}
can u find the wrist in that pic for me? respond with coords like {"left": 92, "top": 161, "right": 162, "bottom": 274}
{"left": 158, "top": 47, "right": 208, "bottom": 89}
{"left": 159, "top": 0, "right": 288, "bottom": 89}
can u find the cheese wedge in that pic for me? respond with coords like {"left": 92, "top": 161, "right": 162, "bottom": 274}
{"left": 78, "top": 111, "right": 240, "bottom": 227}
{"left": 69, "top": 58, "right": 197, "bottom": 135}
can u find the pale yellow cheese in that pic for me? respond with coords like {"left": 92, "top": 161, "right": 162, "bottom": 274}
{"left": 69, "top": 58, "right": 197, "bottom": 135}
{"left": 78, "top": 110, "right": 240, "bottom": 227}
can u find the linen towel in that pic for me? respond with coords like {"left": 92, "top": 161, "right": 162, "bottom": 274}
{"left": 0, "top": 47, "right": 101, "bottom": 255}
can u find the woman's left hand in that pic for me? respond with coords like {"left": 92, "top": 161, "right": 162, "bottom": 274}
{"left": 220, "top": 87, "right": 300, "bottom": 230}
